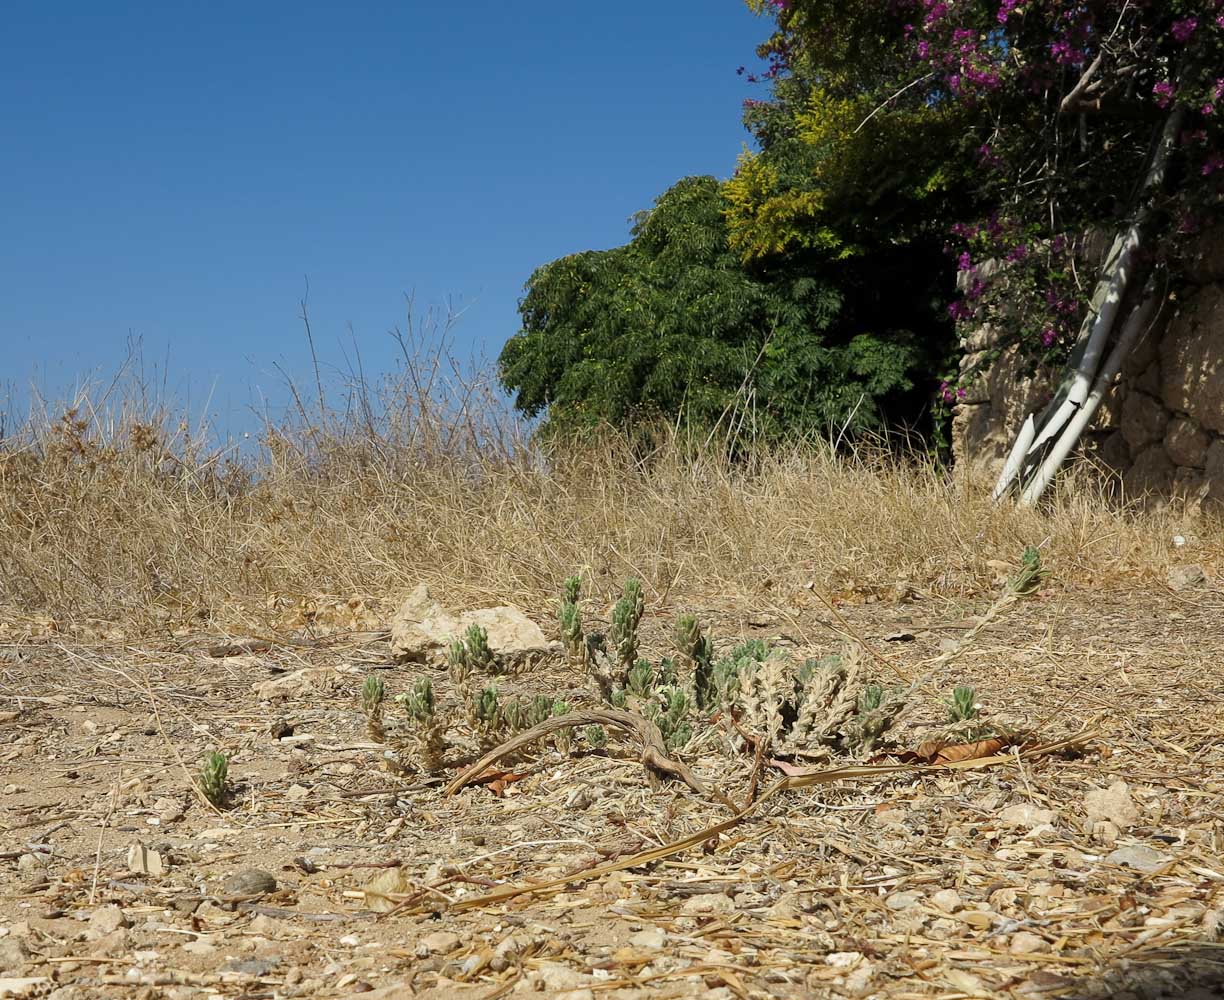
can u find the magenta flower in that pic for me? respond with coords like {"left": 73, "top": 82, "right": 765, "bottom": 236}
{"left": 1040, "top": 328, "right": 1056, "bottom": 347}
{"left": 1204, "top": 152, "right": 1224, "bottom": 177}
{"left": 957, "top": 252, "right": 972, "bottom": 271}
{"left": 1153, "top": 80, "right": 1176, "bottom": 109}
{"left": 1204, "top": 104, "right": 1216, "bottom": 116}
{"left": 1171, "top": 17, "right": 1198, "bottom": 43}
{"left": 997, "top": 0, "right": 1022, "bottom": 23}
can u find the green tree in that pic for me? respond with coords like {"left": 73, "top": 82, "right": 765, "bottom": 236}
{"left": 499, "top": 176, "right": 952, "bottom": 442}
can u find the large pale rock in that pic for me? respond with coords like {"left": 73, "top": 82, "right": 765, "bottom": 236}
{"left": 1160, "top": 285, "right": 1224, "bottom": 434}
{"left": 1120, "top": 391, "right": 1169, "bottom": 452}
{"left": 1123, "top": 444, "right": 1176, "bottom": 500}
{"left": 389, "top": 584, "right": 548, "bottom": 663}
{"left": 1164, "top": 417, "right": 1210, "bottom": 468}
{"left": 1084, "top": 781, "right": 1138, "bottom": 830}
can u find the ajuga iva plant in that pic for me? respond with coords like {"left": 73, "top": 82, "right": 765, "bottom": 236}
{"left": 198, "top": 751, "right": 229, "bottom": 806}
{"left": 1009, "top": 546, "right": 1049, "bottom": 596}
{"left": 844, "top": 683, "right": 905, "bottom": 756}
{"left": 526, "top": 694, "right": 554, "bottom": 728}
{"left": 583, "top": 631, "right": 627, "bottom": 705}
{"left": 471, "top": 684, "right": 504, "bottom": 748}
{"left": 711, "top": 638, "right": 771, "bottom": 716}
{"left": 946, "top": 685, "right": 979, "bottom": 724}
{"left": 563, "top": 574, "right": 581, "bottom": 607}
{"left": 674, "top": 614, "right": 717, "bottom": 711}
{"left": 361, "top": 674, "right": 387, "bottom": 744}
{"left": 501, "top": 696, "right": 527, "bottom": 732}
{"left": 397, "top": 676, "right": 447, "bottom": 772}
{"left": 583, "top": 725, "right": 608, "bottom": 749}
{"left": 610, "top": 578, "right": 645, "bottom": 672}
{"left": 648, "top": 686, "right": 693, "bottom": 751}
{"left": 559, "top": 574, "right": 584, "bottom": 665}
{"left": 552, "top": 698, "right": 572, "bottom": 754}
{"left": 627, "top": 658, "right": 654, "bottom": 698}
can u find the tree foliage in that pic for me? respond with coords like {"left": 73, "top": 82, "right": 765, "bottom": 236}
{"left": 746, "top": 0, "right": 1224, "bottom": 398}
{"left": 498, "top": 176, "right": 952, "bottom": 442}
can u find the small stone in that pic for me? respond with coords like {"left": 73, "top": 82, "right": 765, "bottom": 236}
{"left": 1167, "top": 564, "right": 1207, "bottom": 591}
{"left": 1091, "top": 820, "right": 1121, "bottom": 846}
{"left": 221, "top": 869, "right": 277, "bottom": 897}
{"left": 826, "top": 951, "right": 863, "bottom": 969}
{"left": 1084, "top": 781, "right": 1139, "bottom": 829}
{"left": 884, "top": 890, "right": 923, "bottom": 911}
{"left": 680, "top": 893, "right": 735, "bottom": 916}
{"left": 246, "top": 915, "right": 277, "bottom": 937}
{"left": 930, "top": 889, "right": 963, "bottom": 914}
{"left": 416, "top": 931, "right": 460, "bottom": 956}
{"left": 182, "top": 937, "right": 216, "bottom": 956}
{"left": 86, "top": 906, "right": 127, "bottom": 940}
{"left": 1009, "top": 931, "right": 1049, "bottom": 954}
{"left": 15, "top": 856, "right": 39, "bottom": 874}
{"left": 628, "top": 927, "right": 666, "bottom": 949}
{"left": 222, "top": 958, "right": 280, "bottom": 977}
{"left": 1106, "top": 845, "right": 1172, "bottom": 873}
{"left": 999, "top": 803, "right": 1057, "bottom": 830}
{"left": 0, "top": 937, "right": 30, "bottom": 972}
{"left": 961, "top": 909, "right": 995, "bottom": 930}
{"left": 339, "top": 934, "right": 360, "bottom": 947}
{"left": 154, "top": 798, "right": 184, "bottom": 825}
{"left": 87, "top": 929, "right": 128, "bottom": 958}
{"left": 532, "top": 961, "right": 588, "bottom": 991}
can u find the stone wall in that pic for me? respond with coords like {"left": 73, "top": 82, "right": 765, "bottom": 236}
{"left": 952, "top": 225, "right": 1224, "bottom": 507}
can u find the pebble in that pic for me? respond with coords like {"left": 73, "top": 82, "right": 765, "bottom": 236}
{"left": 680, "top": 893, "right": 735, "bottom": 915}
{"left": 628, "top": 927, "right": 666, "bottom": 949}
{"left": 416, "top": 931, "right": 460, "bottom": 956}
{"left": 884, "top": 890, "right": 923, "bottom": 911}
{"left": 999, "top": 803, "right": 1058, "bottom": 830}
{"left": 930, "top": 889, "right": 963, "bottom": 913}
{"left": 221, "top": 869, "right": 277, "bottom": 896}
{"left": 86, "top": 905, "right": 127, "bottom": 940}
{"left": 1084, "top": 781, "right": 1139, "bottom": 829}
{"left": 1105, "top": 844, "right": 1172, "bottom": 873}
{"left": 1009, "top": 931, "right": 1049, "bottom": 954}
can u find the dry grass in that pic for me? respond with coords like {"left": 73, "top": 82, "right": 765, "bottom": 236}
{"left": 0, "top": 348, "right": 1219, "bottom": 637}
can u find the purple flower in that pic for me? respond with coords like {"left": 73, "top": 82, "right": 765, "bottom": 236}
{"left": 956, "top": 387, "right": 967, "bottom": 399}
{"left": 1171, "top": 17, "right": 1198, "bottom": 44}
{"left": 1204, "top": 152, "right": 1224, "bottom": 177}
{"left": 916, "top": 39, "right": 930, "bottom": 59}
{"left": 1204, "top": 104, "right": 1216, "bottom": 116}
{"left": 1006, "top": 243, "right": 1029, "bottom": 262}
{"left": 958, "top": 251, "right": 973, "bottom": 271}
{"left": 1153, "top": 80, "right": 1176, "bottom": 109}
{"left": 1040, "top": 328, "right": 1056, "bottom": 347}
{"left": 997, "top": 0, "right": 1022, "bottom": 23}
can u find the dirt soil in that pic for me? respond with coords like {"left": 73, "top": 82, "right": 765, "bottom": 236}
{"left": 2, "top": 583, "right": 1223, "bottom": 1000}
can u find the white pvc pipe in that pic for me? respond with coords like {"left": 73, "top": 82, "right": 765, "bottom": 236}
{"left": 1020, "top": 287, "right": 1158, "bottom": 505}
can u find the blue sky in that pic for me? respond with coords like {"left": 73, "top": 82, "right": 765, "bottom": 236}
{"left": 2, "top": 1, "right": 768, "bottom": 430}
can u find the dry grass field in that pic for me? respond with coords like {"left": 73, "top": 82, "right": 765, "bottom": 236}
{"left": 1, "top": 372, "right": 1222, "bottom": 999}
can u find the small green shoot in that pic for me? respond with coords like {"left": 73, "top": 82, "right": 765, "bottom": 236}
{"left": 946, "top": 685, "right": 979, "bottom": 724}
{"left": 1009, "top": 545, "right": 1049, "bottom": 595}
{"left": 198, "top": 751, "right": 229, "bottom": 806}
{"left": 361, "top": 674, "right": 387, "bottom": 743}
{"left": 610, "top": 578, "right": 645, "bottom": 671}
{"left": 627, "top": 658, "right": 654, "bottom": 698}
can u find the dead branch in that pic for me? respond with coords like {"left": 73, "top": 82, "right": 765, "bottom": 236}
{"left": 443, "top": 708, "right": 738, "bottom": 812}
